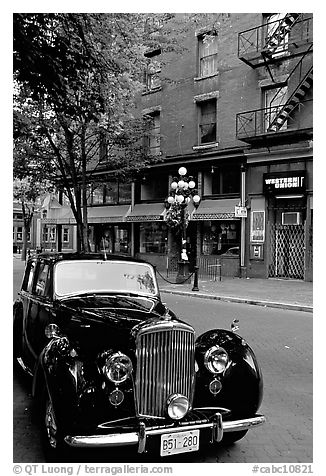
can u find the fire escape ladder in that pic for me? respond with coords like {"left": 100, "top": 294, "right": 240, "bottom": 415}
{"left": 262, "top": 13, "right": 301, "bottom": 58}
{"left": 268, "top": 67, "right": 313, "bottom": 132}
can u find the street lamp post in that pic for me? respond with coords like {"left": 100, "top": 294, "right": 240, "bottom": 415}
{"left": 165, "top": 166, "right": 200, "bottom": 283}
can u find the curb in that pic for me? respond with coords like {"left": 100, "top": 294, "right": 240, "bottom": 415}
{"left": 160, "top": 288, "right": 313, "bottom": 313}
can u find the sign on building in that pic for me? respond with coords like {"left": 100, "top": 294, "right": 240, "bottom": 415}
{"left": 263, "top": 171, "right": 306, "bottom": 195}
{"left": 234, "top": 206, "right": 247, "bottom": 218}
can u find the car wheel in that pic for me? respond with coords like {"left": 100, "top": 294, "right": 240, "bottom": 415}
{"left": 222, "top": 430, "right": 248, "bottom": 445}
{"left": 42, "top": 389, "right": 66, "bottom": 461}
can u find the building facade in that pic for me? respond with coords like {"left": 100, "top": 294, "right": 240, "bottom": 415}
{"left": 44, "top": 13, "right": 313, "bottom": 281}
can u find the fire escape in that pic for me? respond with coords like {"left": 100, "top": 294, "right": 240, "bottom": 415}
{"left": 236, "top": 14, "right": 313, "bottom": 144}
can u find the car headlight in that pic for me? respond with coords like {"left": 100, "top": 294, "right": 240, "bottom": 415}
{"left": 102, "top": 352, "right": 133, "bottom": 384}
{"left": 204, "top": 346, "right": 229, "bottom": 374}
{"left": 167, "top": 394, "right": 189, "bottom": 420}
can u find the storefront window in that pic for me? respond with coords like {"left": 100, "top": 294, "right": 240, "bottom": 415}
{"left": 95, "top": 224, "right": 130, "bottom": 254}
{"left": 139, "top": 222, "right": 168, "bottom": 254}
{"left": 114, "top": 226, "right": 130, "bottom": 253}
{"left": 201, "top": 221, "right": 240, "bottom": 255}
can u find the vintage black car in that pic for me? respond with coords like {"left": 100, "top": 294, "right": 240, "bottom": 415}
{"left": 13, "top": 252, "right": 265, "bottom": 459}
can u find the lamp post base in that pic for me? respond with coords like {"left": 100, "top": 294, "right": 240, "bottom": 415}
{"left": 240, "top": 266, "right": 247, "bottom": 278}
{"left": 176, "top": 260, "right": 191, "bottom": 283}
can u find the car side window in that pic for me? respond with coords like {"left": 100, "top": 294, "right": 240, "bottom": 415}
{"left": 23, "top": 260, "right": 37, "bottom": 293}
{"left": 35, "top": 263, "right": 51, "bottom": 298}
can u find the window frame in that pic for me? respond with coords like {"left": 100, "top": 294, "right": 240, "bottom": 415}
{"left": 198, "top": 32, "right": 218, "bottom": 78}
{"left": 144, "top": 48, "right": 162, "bottom": 92}
{"left": 144, "top": 112, "right": 161, "bottom": 156}
{"left": 198, "top": 99, "right": 217, "bottom": 145}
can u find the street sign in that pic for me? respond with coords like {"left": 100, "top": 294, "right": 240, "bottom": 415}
{"left": 235, "top": 206, "right": 247, "bottom": 218}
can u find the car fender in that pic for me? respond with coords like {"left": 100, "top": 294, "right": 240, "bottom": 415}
{"left": 194, "top": 329, "right": 263, "bottom": 416}
{"left": 33, "top": 337, "right": 82, "bottom": 430}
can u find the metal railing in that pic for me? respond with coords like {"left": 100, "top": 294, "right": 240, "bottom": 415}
{"left": 238, "top": 15, "right": 312, "bottom": 65}
{"left": 236, "top": 99, "right": 312, "bottom": 140}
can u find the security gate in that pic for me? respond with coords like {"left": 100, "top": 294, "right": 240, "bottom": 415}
{"left": 268, "top": 224, "right": 305, "bottom": 279}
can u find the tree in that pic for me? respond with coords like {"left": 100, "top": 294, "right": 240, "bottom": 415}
{"left": 13, "top": 13, "right": 173, "bottom": 251}
{"left": 13, "top": 177, "right": 52, "bottom": 261}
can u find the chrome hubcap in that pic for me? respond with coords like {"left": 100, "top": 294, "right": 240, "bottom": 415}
{"left": 45, "top": 398, "right": 57, "bottom": 449}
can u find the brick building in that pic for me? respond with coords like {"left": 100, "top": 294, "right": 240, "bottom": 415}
{"left": 45, "top": 13, "right": 313, "bottom": 281}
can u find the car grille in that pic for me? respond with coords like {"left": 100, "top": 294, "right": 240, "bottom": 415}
{"left": 135, "top": 322, "right": 195, "bottom": 418}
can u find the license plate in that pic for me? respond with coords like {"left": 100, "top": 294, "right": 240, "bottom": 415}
{"left": 160, "top": 430, "right": 200, "bottom": 457}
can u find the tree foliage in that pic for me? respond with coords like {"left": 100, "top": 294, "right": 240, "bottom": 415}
{"left": 13, "top": 13, "right": 175, "bottom": 251}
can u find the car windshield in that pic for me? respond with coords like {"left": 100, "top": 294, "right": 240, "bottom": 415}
{"left": 54, "top": 260, "right": 158, "bottom": 297}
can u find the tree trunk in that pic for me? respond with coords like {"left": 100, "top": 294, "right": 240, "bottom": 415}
{"left": 81, "top": 125, "right": 90, "bottom": 252}
{"left": 21, "top": 226, "right": 27, "bottom": 261}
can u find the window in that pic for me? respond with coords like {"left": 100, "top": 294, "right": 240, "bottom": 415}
{"left": 43, "top": 226, "right": 56, "bottom": 243}
{"left": 198, "top": 33, "right": 218, "bottom": 77}
{"left": 264, "top": 13, "right": 289, "bottom": 54}
{"left": 144, "top": 49, "right": 161, "bottom": 92}
{"left": 204, "top": 166, "right": 240, "bottom": 196}
{"left": 92, "top": 185, "right": 105, "bottom": 205}
{"left": 139, "top": 223, "right": 168, "bottom": 254}
{"left": 22, "top": 260, "right": 36, "bottom": 293}
{"left": 263, "top": 85, "right": 288, "bottom": 131}
{"left": 118, "top": 182, "right": 132, "bottom": 204}
{"left": 49, "top": 227, "right": 56, "bottom": 242}
{"left": 113, "top": 226, "right": 130, "bottom": 254}
{"left": 62, "top": 228, "right": 70, "bottom": 243}
{"left": 16, "top": 227, "right": 23, "bottom": 241}
{"left": 201, "top": 221, "right": 240, "bottom": 255}
{"left": 13, "top": 227, "right": 15, "bottom": 240}
{"left": 199, "top": 100, "right": 217, "bottom": 144}
{"left": 141, "top": 172, "right": 169, "bottom": 201}
{"left": 35, "top": 263, "right": 51, "bottom": 297}
{"left": 144, "top": 113, "right": 161, "bottom": 156}
{"left": 43, "top": 226, "right": 49, "bottom": 242}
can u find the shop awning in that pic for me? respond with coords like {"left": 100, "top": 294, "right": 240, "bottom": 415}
{"left": 43, "top": 205, "right": 131, "bottom": 225}
{"left": 126, "top": 203, "right": 166, "bottom": 222}
{"left": 88, "top": 205, "right": 131, "bottom": 224}
{"left": 191, "top": 199, "right": 240, "bottom": 220}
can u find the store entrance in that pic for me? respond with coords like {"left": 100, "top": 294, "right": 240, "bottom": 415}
{"left": 268, "top": 224, "right": 305, "bottom": 279}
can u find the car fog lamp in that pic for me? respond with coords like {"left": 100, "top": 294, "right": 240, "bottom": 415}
{"left": 209, "top": 379, "right": 222, "bottom": 395}
{"left": 109, "top": 389, "right": 124, "bottom": 407}
{"left": 103, "top": 352, "right": 133, "bottom": 384}
{"left": 204, "top": 346, "right": 229, "bottom": 374}
{"left": 167, "top": 394, "right": 189, "bottom": 420}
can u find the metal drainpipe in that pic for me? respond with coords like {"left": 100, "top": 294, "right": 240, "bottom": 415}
{"left": 240, "top": 165, "right": 246, "bottom": 277}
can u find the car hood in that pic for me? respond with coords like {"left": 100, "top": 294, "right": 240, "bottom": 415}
{"left": 57, "top": 294, "right": 178, "bottom": 355}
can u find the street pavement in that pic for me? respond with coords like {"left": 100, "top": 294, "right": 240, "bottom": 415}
{"left": 156, "top": 271, "right": 313, "bottom": 313}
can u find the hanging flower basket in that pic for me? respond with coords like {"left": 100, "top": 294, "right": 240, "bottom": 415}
{"left": 165, "top": 202, "right": 189, "bottom": 234}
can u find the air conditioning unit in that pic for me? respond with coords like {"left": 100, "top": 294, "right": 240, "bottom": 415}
{"left": 281, "top": 212, "right": 302, "bottom": 225}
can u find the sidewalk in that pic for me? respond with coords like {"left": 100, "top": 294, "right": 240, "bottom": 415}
{"left": 157, "top": 273, "right": 313, "bottom": 313}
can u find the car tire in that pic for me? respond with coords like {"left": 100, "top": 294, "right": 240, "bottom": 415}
{"left": 222, "top": 430, "right": 248, "bottom": 445}
{"left": 41, "top": 388, "right": 67, "bottom": 462}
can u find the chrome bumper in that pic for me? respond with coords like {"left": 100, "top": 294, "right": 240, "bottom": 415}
{"left": 64, "top": 413, "right": 265, "bottom": 452}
